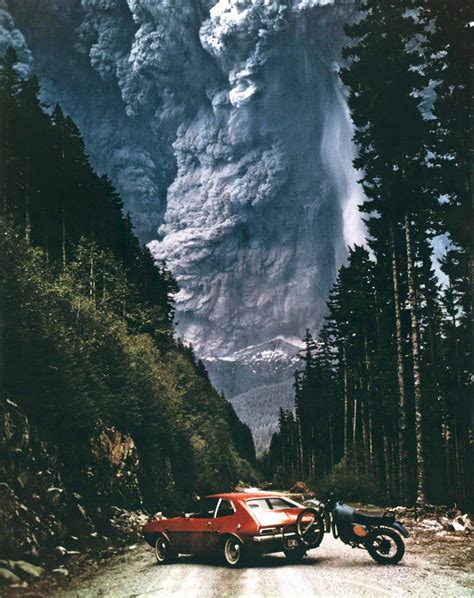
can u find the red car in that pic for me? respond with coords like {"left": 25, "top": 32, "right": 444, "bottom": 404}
{"left": 142, "top": 492, "right": 310, "bottom": 567}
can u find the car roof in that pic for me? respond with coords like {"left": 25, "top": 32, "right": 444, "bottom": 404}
{"left": 205, "top": 492, "right": 285, "bottom": 501}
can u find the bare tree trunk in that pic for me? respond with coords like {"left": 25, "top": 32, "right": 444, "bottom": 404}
{"left": 89, "top": 244, "right": 95, "bottom": 304}
{"left": 383, "top": 431, "right": 393, "bottom": 501}
{"left": 329, "top": 415, "right": 335, "bottom": 469}
{"left": 24, "top": 156, "right": 31, "bottom": 243}
{"left": 364, "top": 335, "right": 375, "bottom": 471}
{"left": 361, "top": 395, "right": 369, "bottom": 473}
{"left": 353, "top": 395, "right": 358, "bottom": 472}
{"left": 343, "top": 346, "right": 349, "bottom": 457}
{"left": 389, "top": 221, "right": 408, "bottom": 501}
{"left": 353, "top": 397, "right": 358, "bottom": 448}
{"left": 297, "top": 427, "right": 303, "bottom": 479}
{"left": 0, "top": 94, "right": 10, "bottom": 214}
{"left": 62, "top": 207, "right": 66, "bottom": 268}
{"left": 404, "top": 212, "right": 425, "bottom": 505}
{"left": 441, "top": 397, "right": 452, "bottom": 499}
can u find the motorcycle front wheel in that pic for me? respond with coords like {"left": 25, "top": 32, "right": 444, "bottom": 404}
{"left": 366, "top": 527, "right": 405, "bottom": 565}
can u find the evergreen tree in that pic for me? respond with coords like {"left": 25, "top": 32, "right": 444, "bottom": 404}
{"left": 265, "top": 1, "right": 471, "bottom": 509}
{"left": 341, "top": 0, "right": 434, "bottom": 504}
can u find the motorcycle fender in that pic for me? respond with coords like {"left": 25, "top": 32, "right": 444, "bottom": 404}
{"left": 392, "top": 521, "right": 409, "bottom": 537}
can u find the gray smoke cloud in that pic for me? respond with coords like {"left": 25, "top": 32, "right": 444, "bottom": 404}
{"left": 0, "top": 4, "right": 32, "bottom": 75}
{"left": 5, "top": 0, "right": 365, "bottom": 358}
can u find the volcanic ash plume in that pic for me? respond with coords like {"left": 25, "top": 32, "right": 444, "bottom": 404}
{"left": 6, "top": 0, "right": 365, "bottom": 358}
{"left": 149, "top": 0, "right": 365, "bottom": 355}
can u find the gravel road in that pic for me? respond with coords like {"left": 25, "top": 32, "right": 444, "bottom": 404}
{"left": 54, "top": 534, "right": 473, "bottom": 598}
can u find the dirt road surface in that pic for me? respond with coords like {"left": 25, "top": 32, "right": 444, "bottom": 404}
{"left": 54, "top": 534, "right": 473, "bottom": 598}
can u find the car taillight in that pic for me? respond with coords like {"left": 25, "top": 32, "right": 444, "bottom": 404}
{"left": 259, "top": 527, "right": 278, "bottom": 536}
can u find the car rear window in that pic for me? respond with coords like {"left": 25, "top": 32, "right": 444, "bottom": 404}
{"left": 267, "top": 497, "right": 295, "bottom": 510}
{"left": 246, "top": 497, "right": 296, "bottom": 511}
{"left": 246, "top": 499, "right": 272, "bottom": 511}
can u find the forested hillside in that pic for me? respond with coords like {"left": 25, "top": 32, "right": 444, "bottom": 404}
{"left": 265, "top": 0, "right": 472, "bottom": 507}
{"left": 0, "top": 46, "right": 256, "bottom": 523}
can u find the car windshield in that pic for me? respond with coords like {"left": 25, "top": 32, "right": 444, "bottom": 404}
{"left": 192, "top": 498, "right": 219, "bottom": 519}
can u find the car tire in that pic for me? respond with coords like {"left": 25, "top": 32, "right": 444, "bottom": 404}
{"left": 222, "top": 536, "right": 245, "bottom": 568}
{"left": 283, "top": 547, "right": 307, "bottom": 564}
{"left": 154, "top": 534, "right": 176, "bottom": 565}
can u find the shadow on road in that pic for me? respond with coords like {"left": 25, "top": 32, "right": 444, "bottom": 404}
{"left": 148, "top": 552, "right": 408, "bottom": 570}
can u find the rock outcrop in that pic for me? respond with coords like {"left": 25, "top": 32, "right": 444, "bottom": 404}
{"left": 0, "top": 396, "right": 147, "bottom": 576}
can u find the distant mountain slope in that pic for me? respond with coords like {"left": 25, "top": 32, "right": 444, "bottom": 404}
{"left": 231, "top": 379, "right": 295, "bottom": 454}
{"left": 205, "top": 338, "right": 301, "bottom": 453}
{"left": 204, "top": 337, "right": 301, "bottom": 398}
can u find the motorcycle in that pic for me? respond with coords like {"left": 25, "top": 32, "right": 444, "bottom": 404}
{"left": 293, "top": 493, "right": 409, "bottom": 565}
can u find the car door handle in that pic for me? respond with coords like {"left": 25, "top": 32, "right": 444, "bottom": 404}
{"left": 206, "top": 521, "right": 211, "bottom": 526}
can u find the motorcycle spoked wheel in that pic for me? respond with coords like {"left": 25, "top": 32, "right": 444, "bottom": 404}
{"left": 365, "top": 527, "right": 405, "bottom": 565}
{"left": 295, "top": 508, "right": 325, "bottom": 549}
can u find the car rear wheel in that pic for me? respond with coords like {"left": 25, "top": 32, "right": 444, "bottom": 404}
{"left": 283, "top": 546, "right": 307, "bottom": 563}
{"left": 154, "top": 534, "right": 175, "bottom": 564}
{"left": 222, "top": 536, "right": 245, "bottom": 568}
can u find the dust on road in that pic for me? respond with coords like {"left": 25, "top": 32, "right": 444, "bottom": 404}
{"left": 53, "top": 534, "right": 473, "bottom": 598}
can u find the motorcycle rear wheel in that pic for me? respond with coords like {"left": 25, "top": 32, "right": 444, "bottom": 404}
{"left": 366, "top": 527, "right": 405, "bottom": 565}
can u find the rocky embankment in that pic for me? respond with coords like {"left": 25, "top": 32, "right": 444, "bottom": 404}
{"left": 0, "top": 397, "right": 148, "bottom": 591}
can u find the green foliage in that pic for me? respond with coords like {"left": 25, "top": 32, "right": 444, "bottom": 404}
{"left": 272, "top": 465, "right": 292, "bottom": 490}
{"left": 316, "top": 454, "right": 384, "bottom": 506}
{"left": 0, "top": 49, "right": 256, "bottom": 510}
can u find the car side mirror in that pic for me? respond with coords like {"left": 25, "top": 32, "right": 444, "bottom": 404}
{"left": 183, "top": 512, "right": 191, "bottom": 519}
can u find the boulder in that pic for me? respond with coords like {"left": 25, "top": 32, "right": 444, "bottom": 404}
{"left": 420, "top": 518, "right": 443, "bottom": 531}
{"left": 289, "top": 481, "right": 311, "bottom": 493}
{"left": 0, "top": 567, "right": 21, "bottom": 584}
{"left": 13, "top": 561, "right": 45, "bottom": 578}
{"left": 452, "top": 519, "right": 465, "bottom": 532}
{"left": 54, "top": 546, "right": 68, "bottom": 557}
{"left": 439, "top": 516, "right": 455, "bottom": 532}
{"left": 52, "top": 567, "right": 69, "bottom": 576}
{"left": 46, "top": 487, "right": 64, "bottom": 507}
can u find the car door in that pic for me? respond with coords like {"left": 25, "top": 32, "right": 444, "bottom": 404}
{"left": 212, "top": 498, "right": 238, "bottom": 548}
{"left": 184, "top": 497, "right": 219, "bottom": 554}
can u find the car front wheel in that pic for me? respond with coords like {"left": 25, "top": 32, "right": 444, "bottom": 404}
{"left": 154, "top": 534, "right": 175, "bottom": 564}
{"left": 222, "top": 536, "right": 245, "bottom": 568}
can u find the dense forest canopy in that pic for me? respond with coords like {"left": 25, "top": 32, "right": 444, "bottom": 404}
{"left": 0, "top": 47, "right": 257, "bottom": 510}
{"left": 264, "top": 0, "right": 472, "bottom": 507}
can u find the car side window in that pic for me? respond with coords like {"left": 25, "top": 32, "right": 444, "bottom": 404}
{"left": 193, "top": 498, "right": 219, "bottom": 519}
{"left": 216, "top": 499, "right": 235, "bottom": 518}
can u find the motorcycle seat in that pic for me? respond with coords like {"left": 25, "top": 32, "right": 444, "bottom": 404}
{"left": 353, "top": 510, "right": 395, "bottom": 525}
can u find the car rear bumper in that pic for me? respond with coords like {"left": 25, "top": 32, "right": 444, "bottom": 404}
{"left": 251, "top": 531, "right": 296, "bottom": 543}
